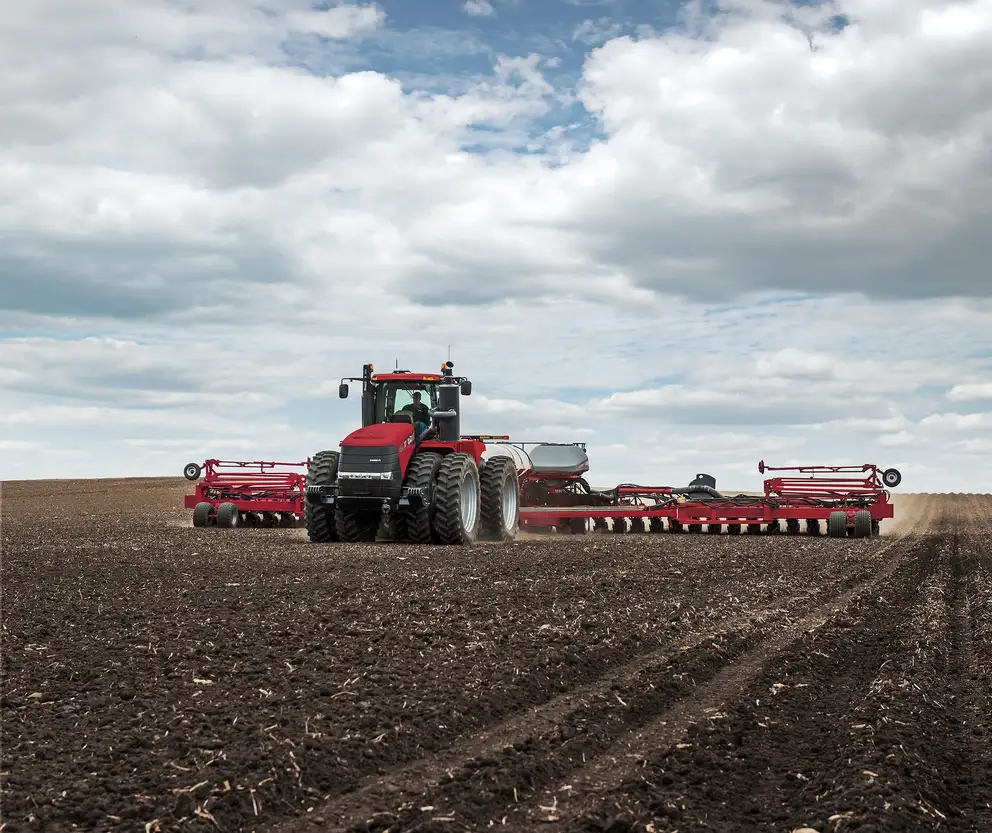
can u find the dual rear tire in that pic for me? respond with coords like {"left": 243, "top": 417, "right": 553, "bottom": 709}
{"left": 400, "top": 451, "right": 519, "bottom": 545}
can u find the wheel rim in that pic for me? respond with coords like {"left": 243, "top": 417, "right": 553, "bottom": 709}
{"left": 460, "top": 470, "right": 478, "bottom": 531}
{"left": 501, "top": 474, "right": 517, "bottom": 531}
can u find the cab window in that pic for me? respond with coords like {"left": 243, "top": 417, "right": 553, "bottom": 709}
{"left": 376, "top": 384, "right": 437, "bottom": 423}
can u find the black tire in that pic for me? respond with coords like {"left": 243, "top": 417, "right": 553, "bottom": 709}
{"left": 649, "top": 517, "right": 665, "bottom": 533}
{"left": 786, "top": 519, "right": 801, "bottom": 535}
{"left": 479, "top": 455, "right": 520, "bottom": 542}
{"left": 183, "top": 462, "right": 202, "bottom": 481}
{"left": 853, "top": 509, "right": 872, "bottom": 538}
{"left": 882, "top": 468, "right": 902, "bottom": 488}
{"left": 216, "top": 502, "right": 239, "bottom": 528}
{"left": 335, "top": 507, "right": 380, "bottom": 543}
{"left": 806, "top": 519, "right": 821, "bottom": 536}
{"left": 593, "top": 517, "right": 609, "bottom": 533}
{"left": 305, "top": 451, "right": 340, "bottom": 543}
{"left": 568, "top": 517, "right": 589, "bottom": 534}
{"left": 707, "top": 523, "right": 721, "bottom": 535}
{"left": 828, "top": 510, "right": 847, "bottom": 538}
{"left": 727, "top": 523, "right": 741, "bottom": 535}
{"left": 431, "top": 453, "right": 481, "bottom": 545}
{"left": 613, "top": 517, "right": 629, "bottom": 534}
{"left": 192, "top": 502, "right": 212, "bottom": 527}
{"left": 396, "top": 451, "right": 444, "bottom": 544}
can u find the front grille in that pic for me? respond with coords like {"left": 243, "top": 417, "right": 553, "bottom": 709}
{"left": 338, "top": 445, "right": 401, "bottom": 499}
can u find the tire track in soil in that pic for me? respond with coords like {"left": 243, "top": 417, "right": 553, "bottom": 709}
{"left": 498, "top": 504, "right": 939, "bottom": 832}
{"left": 518, "top": 494, "right": 992, "bottom": 833}
{"left": 278, "top": 498, "right": 937, "bottom": 833}
{"left": 948, "top": 495, "right": 992, "bottom": 830}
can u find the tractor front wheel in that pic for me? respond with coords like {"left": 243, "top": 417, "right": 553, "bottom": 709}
{"left": 335, "top": 507, "right": 380, "bottom": 543}
{"left": 432, "top": 453, "right": 481, "bottom": 545}
{"left": 305, "top": 450, "right": 340, "bottom": 543}
{"left": 396, "top": 451, "right": 444, "bottom": 544}
{"left": 479, "top": 455, "right": 519, "bottom": 542}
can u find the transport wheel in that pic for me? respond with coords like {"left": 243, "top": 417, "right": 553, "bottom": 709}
{"left": 192, "top": 502, "right": 212, "bottom": 527}
{"left": 335, "top": 507, "right": 380, "bottom": 543}
{"left": 853, "top": 509, "right": 873, "bottom": 538}
{"left": 305, "top": 450, "right": 340, "bottom": 543}
{"left": 882, "top": 468, "right": 902, "bottom": 488}
{"left": 828, "top": 510, "right": 847, "bottom": 538}
{"left": 479, "top": 454, "right": 520, "bottom": 542}
{"left": 216, "top": 502, "right": 239, "bottom": 528}
{"left": 396, "top": 451, "right": 443, "bottom": 544}
{"left": 431, "top": 453, "right": 482, "bottom": 545}
{"left": 183, "top": 462, "right": 202, "bottom": 481}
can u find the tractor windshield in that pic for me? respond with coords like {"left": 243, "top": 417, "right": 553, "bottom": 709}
{"left": 374, "top": 382, "right": 438, "bottom": 424}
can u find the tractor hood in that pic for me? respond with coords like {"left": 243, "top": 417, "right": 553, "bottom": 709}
{"left": 340, "top": 422, "right": 415, "bottom": 449}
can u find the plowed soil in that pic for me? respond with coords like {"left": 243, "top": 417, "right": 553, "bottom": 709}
{"left": 2, "top": 481, "right": 991, "bottom": 833}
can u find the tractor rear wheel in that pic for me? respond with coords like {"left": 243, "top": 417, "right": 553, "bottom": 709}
{"left": 853, "top": 509, "right": 872, "bottom": 538}
{"left": 335, "top": 507, "right": 380, "bottom": 543}
{"left": 828, "top": 511, "right": 847, "bottom": 538}
{"left": 396, "top": 451, "right": 443, "bottom": 544}
{"left": 479, "top": 455, "right": 520, "bottom": 541}
{"left": 305, "top": 450, "right": 340, "bottom": 543}
{"left": 431, "top": 453, "right": 481, "bottom": 545}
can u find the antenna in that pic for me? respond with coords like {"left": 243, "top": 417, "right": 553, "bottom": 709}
{"left": 447, "top": 344, "right": 451, "bottom": 362}
{"left": 395, "top": 357, "right": 398, "bottom": 370}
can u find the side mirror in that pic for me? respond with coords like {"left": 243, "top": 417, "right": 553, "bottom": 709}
{"left": 460, "top": 379, "right": 472, "bottom": 396}
{"left": 339, "top": 383, "right": 349, "bottom": 399}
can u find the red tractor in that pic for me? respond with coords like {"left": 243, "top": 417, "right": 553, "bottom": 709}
{"left": 304, "top": 361, "right": 520, "bottom": 545}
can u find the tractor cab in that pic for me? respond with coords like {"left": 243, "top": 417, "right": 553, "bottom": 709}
{"left": 338, "top": 362, "right": 472, "bottom": 439}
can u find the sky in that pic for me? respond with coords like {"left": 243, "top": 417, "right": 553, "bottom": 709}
{"left": 1, "top": 0, "right": 991, "bottom": 492}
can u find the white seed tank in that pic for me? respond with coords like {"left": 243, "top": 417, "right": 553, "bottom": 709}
{"left": 481, "top": 443, "right": 590, "bottom": 475}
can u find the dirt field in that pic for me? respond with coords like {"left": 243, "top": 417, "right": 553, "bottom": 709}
{"left": 2, "top": 480, "right": 990, "bottom": 832}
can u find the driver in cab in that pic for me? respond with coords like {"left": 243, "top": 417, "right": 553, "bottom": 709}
{"left": 403, "top": 392, "right": 431, "bottom": 438}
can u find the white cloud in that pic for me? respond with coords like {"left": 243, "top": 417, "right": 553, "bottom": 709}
{"left": 947, "top": 382, "right": 992, "bottom": 401}
{"left": 462, "top": 0, "right": 496, "bottom": 16}
{"left": 286, "top": 4, "right": 385, "bottom": 38}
